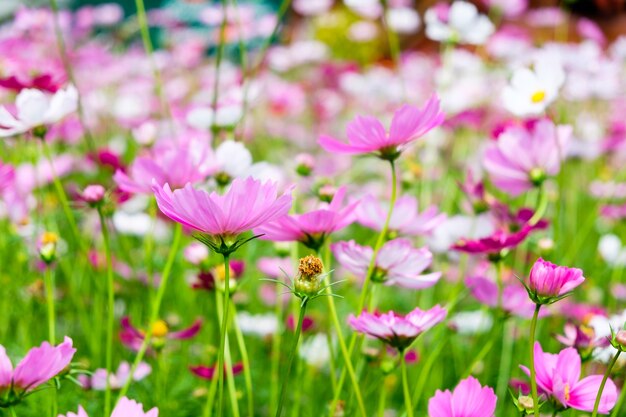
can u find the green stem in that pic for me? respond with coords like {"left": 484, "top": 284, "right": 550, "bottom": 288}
{"left": 10, "top": 406, "right": 17, "bottom": 417}
{"left": 496, "top": 320, "right": 514, "bottom": 415}
{"left": 529, "top": 185, "right": 548, "bottom": 226}
{"left": 215, "top": 292, "right": 240, "bottom": 417}
{"left": 116, "top": 223, "right": 182, "bottom": 401}
{"left": 210, "top": 0, "right": 228, "bottom": 136}
{"left": 232, "top": 301, "right": 254, "bottom": 417}
{"left": 401, "top": 353, "right": 414, "bottom": 417}
{"left": 275, "top": 298, "right": 308, "bottom": 417}
{"left": 215, "top": 253, "right": 232, "bottom": 417}
{"left": 98, "top": 208, "right": 115, "bottom": 417}
{"left": 529, "top": 304, "right": 541, "bottom": 417}
{"left": 377, "top": 378, "right": 387, "bottom": 417}
{"left": 592, "top": 350, "right": 620, "bottom": 417}
{"left": 611, "top": 371, "right": 626, "bottom": 417}
{"left": 43, "top": 267, "right": 56, "bottom": 344}
{"left": 269, "top": 274, "right": 284, "bottom": 413}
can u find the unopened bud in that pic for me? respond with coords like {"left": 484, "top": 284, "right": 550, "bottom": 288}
{"left": 39, "top": 232, "right": 59, "bottom": 264}
{"left": 518, "top": 395, "right": 534, "bottom": 411}
{"left": 295, "top": 153, "right": 315, "bottom": 177}
{"left": 82, "top": 184, "right": 106, "bottom": 205}
{"left": 616, "top": 330, "right": 626, "bottom": 346}
{"left": 318, "top": 184, "right": 336, "bottom": 203}
{"left": 295, "top": 255, "right": 324, "bottom": 296}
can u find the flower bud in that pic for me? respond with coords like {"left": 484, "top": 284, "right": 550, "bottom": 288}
{"left": 295, "top": 153, "right": 315, "bottom": 177}
{"left": 82, "top": 184, "right": 106, "bottom": 205}
{"left": 318, "top": 184, "right": 336, "bottom": 203}
{"left": 294, "top": 255, "right": 324, "bottom": 297}
{"left": 616, "top": 330, "right": 626, "bottom": 346}
{"left": 517, "top": 395, "right": 534, "bottom": 411}
{"left": 39, "top": 232, "right": 59, "bottom": 264}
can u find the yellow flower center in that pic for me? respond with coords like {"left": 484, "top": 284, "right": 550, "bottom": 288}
{"left": 564, "top": 383, "right": 571, "bottom": 402}
{"left": 41, "top": 232, "right": 59, "bottom": 245}
{"left": 531, "top": 90, "right": 546, "bottom": 103}
{"left": 151, "top": 320, "right": 169, "bottom": 337}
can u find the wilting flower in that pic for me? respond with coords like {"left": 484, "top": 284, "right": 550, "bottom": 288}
{"left": 115, "top": 138, "right": 214, "bottom": 194}
{"left": 255, "top": 186, "right": 358, "bottom": 251}
{"left": 120, "top": 317, "right": 202, "bottom": 352}
{"left": 0, "top": 337, "right": 76, "bottom": 405}
{"left": 153, "top": 177, "right": 292, "bottom": 254}
{"left": 81, "top": 361, "right": 151, "bottom": 391}
{"left": 60, "top": 397, "right": 158, "bottom": 417}
{"left": 428, "top": 376, "right": 497, "bottom": 417}
{"left": 332, "top": 239, "right": 441, "bottom": 290}
{"left": 348, "top": 305, "right": 446, "bottom": 350}
{"left": 502, "top": 56, "right": 565, "bottom": 116}
{"left": 525, "top": 258, "right": 585, "bottom": 304}
{"left": 318, "top": 96, "right": 444, "bottom": 160}
{"left": 355, "top": 194, "right": 446, "bottom": 237}
{"left": 520, "top": 342, "right": 617, "bottom": 413}
{"left": 0, "top": 86, "right": 78, "bottom": 138}
{"left": 484, "top": 119, "right": 571, "bottom": 196}
{"left": 190, "top": 362, "right": 244, "bottom": 380}
{"left": 425, "top": 2, "right": 494, "bottom": 45}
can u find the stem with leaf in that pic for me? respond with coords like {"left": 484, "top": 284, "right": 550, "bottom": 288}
{"left": 592, "top": 350, "right": 620, "bottom": 417}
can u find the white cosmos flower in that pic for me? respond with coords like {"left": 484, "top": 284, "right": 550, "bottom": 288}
{"left": 214, "top": 140, "right": 253, "bottom": 178}
{"left": 502, "top": 56, "right": 565, "bottom": 116}
{"left": 599, "top": 234, "right": 626, "bottom": 267}
{"left": 236, "top": 312, "right": 279, "bottom": 338}
{"left": 299, "top": 333, "right": 330, "bottom": 368}
{"left": 449, "top": 310, "right": 493, "bottom": 335}
{"left": 186, "top": 104, "right": 243, "bottom": 130}
{"left": 425, "top": 2, "right": 494, "bottom": 45}
{"left": 0, "top": 85, "right": 78, "bottom": 138}
{"left": 386, "top": 7, "right": 421, "bottom": 34}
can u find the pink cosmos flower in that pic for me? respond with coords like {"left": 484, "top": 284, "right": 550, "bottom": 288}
{"left": 190, "top": 362, "right": 244, "bottom": 380}
{"left": 120, "top": 317, "right": 202, "bottom": 352}
{"left": 332, "top": 239, "right": 441, "bottom": 290}
{"left": 355, "top": 194, "right": 446, "bottom": 236}
{"left": 520, "top": 342, "right": 617, "bottom": 413}
{"left": 153, "top": 177, "right": 292, "bottom": 250}
{"left": 80, "top": 361, "right": 151, "bottom": 391}
{"left": 527, "top": 258, "right": 585, "bottom": 299}
{"left": 483, "top": 119, "right": 571, "bottom": 196}
{"left": 115, "top": 138, "right": 214, "bottom": 194}
{"left": 466, "top": 275, "right": 543, "bottom": 318}
{"left": 348, "top": 305, "right": 446, "bottom": 350}
{"left": 60, "top": 397, "right": 158, "bottom": 417}
{"left": 318, "top": 95, "right": 444, "bottom": 160}
{"left": 428, "top": 376, "right": 497, "bottom": 417}
{"left": 0, "top": 337, "right": 75, "bottom": 397}
{"left": 82, "top": 184, "right": 106, "bottom": 204}
{"left": 254, "top": 186, "right": 358, "bottom": 250}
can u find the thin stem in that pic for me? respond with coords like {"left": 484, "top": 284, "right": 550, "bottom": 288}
{"left": 210, "top": 0, "right": 228, "bottom": 136}
{"left": 275, "top": 298, "right": 308, "bottom": 417}
{"left": 10, "top": 406, "right": 17, "bottom": 417}
{"left": 232, "top": 301, "right": 255, "bottom": 417}
{"left": 529, "top": 303, "right": 542, "bottom": 417}
{"left": 611, "top": 371, "right": 626, "bottom": 417}
{"left": 215, "top": 292, "right": 240, "bottom": 417}
{"left": 496, "top": 320, "right": 514, "bottom": 415}
{"left": 592, "top": 350, "right": 620, "bottom": 417}
{"left": 269, "top": 275, "right": 284, "bottom": 413}
{"left": 98, "top": 208, "right": 115, "bottom": 417}
{"left": 216, "top": 253, "right": 232, "bottom": 417}
{"left": 381, "top": 0, "right": 405, "bottom": 98}
{"left": 377, "top": 378, "right": 387, "bottom": 417}
{"left": 529, "top": 185, "right": 548, "bottom": 226}
{"left": 116, "top": 223, "right": 183, "bottom": 401}
{"left": 43, "top": 267, "right": 56, "bottom": 344}
{"left": 401, "top": 353, "right": 414, "bottom": 417}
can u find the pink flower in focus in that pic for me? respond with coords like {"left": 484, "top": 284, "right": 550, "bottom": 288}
{"left": 527, "top": 258, "right": 585, "bottom": 300}
{"left": 484, "top": 119, "right": 571, "bottom": 196}
{"left": 153, "top": 177, "right": 292, "bottom": 251}
{"left": 332, "top": 239, "right": 441, "bottom": 290}
{"left": 520, "top": 342, "right": 617, "bottom": 413}
{"left": 356, "top": 194, "right": 446, "bottom": 236}
{"left": 348, "top": 305, "right": 446, "bottom": 350}
{"left": 428, "top": 376, "right": 497, "bottom": 417}
{"left": 319, "top": 95, "right": 444, "bottom": 160}
{"left": 0, "top": 337, "right": 75, "bottom": 396}
{"left": 255, "top": 186, "right": 358, "bottom": 250}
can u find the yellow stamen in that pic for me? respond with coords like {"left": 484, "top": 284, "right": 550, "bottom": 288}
{"left": 41, "top": 232, "right": 59, "bottom": 245}
{"left": 531, "top": 90, "right": 546, "bottom": 103}
{"left": 151, "top": 320, "right": 169, "bottom": 337}
{"left": 564, "top": 383, "right": 570, "bottom": 402}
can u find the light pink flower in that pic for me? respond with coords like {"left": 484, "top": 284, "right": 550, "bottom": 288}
{"left": 153, "top": 177, "right": 292, "bottom": 244}
{"left": 356, "top": 194, "right": 446, "bottom": 236}
{"left": 0, "top": 337, "right": 75, "bottom": 395}
{"left": 82, "top": 184, "right": 106, "bottom": 203}
{"left": 61, "top": 397, "right": 158, "bottom": 417}
{"left": 528, "top": 258, "right": 585, "bottom": 298}
{"left": 332, "top": 239, "right": 441, "bottom": 289}
{"left": 84, "top": 361, "right": 151, "bottom": 391}
{"left": 348, "top": 305, "right": 446, "bottom": 350}
{"left": 255, "top": 186, "right": 358, "bottom": 250}
{"left": 484, "top": 119, "right": 571, "bottom": 196}
{"left": 319, "top": 95, "right": 444, "bottom": 160}
{"left": 428, "top": 376, "right": 497, "bottom": 417}
{"left": 520, "top": 342, "right": 617, "bottom": 413}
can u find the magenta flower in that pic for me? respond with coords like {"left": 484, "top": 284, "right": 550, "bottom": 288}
{"left": 120, "top": 317, "right": 202, "bottom": 352}
{"left": 254, "top": 186, "right": 358, "bottom": 250}
{"left": 332, "top": 239, "right": 441, "bottom": 289}
{"left": 520, "top": 342, "right": 617, "bottom": 413}
{"left": 0, "top": 337, "right": 75, "bottom": 402}
{"left": 428, "top": 376, "right": 497, "bottom": 417}
{"left": 348, "top": 305, "right": 446, "bottom": 350}
{"left": 60, "top": 397, "right": 158, "bottom": 417}
{"left": 319, "top": 95, "right": 445, "bottom": 160}
{"left": 356, "top": 194, "right": 446, "bottom": 237}
{"left": 153, "top": 177, "right": 292, "bottom": 253}
{"left": 115, "top": 138, "right": 214, "bottom": 194}
{"left": 526, "top": 258, "right": 585, "bottom": 303}
{"left": 483, "top": 119, "right": 571, "bottom": 196}
{"left": 190, "top": 362, "right": 244, "bottom": 381}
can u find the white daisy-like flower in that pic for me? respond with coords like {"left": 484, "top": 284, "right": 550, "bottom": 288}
{"left": 425, "top": 2, "right": 494, "bottom": 45}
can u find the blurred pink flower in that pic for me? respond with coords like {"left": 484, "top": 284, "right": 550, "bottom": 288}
{"left": 332, "top": 238, "right": 441, "bottom": 290}
{"left": 428, "top": 376, "right": 497, "bottom": 417}
{"left": 190, "top": 362, "right": 244, "bottom": 381}
{"left": 356, "top": 194, "right": 446, "bottom": 236}
{"left": 120, "top": 317, "right": 202, "bottom": 352}
{"left": 82, "top": 361, "right": 151, "bottom": 391}
{"left": 319, "top": 96, "right": 444, "bottom": 160}
{"left": 348, "top": 305, "right": 446, "bottom": 350}
{"left": 520, "top": 342, "right": 617, "bottom": 413}
{"left": 484, "top": 119, "right": 571, "bottom": 196}
{"left": 466, "top": 275, "right": 543, "bottom": 318}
